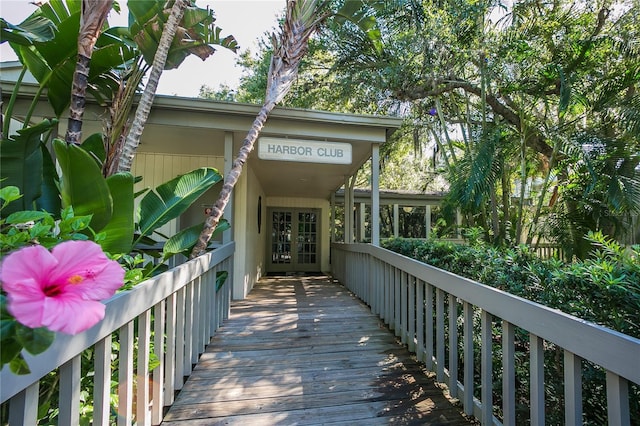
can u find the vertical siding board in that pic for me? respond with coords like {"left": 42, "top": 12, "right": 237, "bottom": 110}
{"left": 502, "top": 320, "right": 516, "bottom": 426}
{"left": 530, "top": 333, "right": 545, "bottom": 426}
{"left": 118, "top": 322, "right": 135, "bottom": 426}
{"left": 448, "top": 294, "right": 458, "bottom": 398}
{"left": 463, "top": 302, "right": 474, "bottom": 416}
{"left": 481, "top": 310, "right": 493, "bottom": 425}
{"left": 94, "top": 336, "right": 112, "bottom": 426}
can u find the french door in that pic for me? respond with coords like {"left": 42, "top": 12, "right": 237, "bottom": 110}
{"left": 268, "top": 208, "right": 320, "bottom": 273}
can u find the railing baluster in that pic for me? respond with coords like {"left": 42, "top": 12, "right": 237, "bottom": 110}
{"left": 94, "top": 335, "right": 112, "bottom": 425}
{"left": 175, "top": 287, "right": 186, "bottom": 391}
{"left": 184, "top": 283, "right": 194, "bottom": 375}
{"left": 425, "top": 283, "right": 434, "bottom": 371}
{"left": 59, "top": 355, "right": 81, "bottom": 426}
{"left": 8, "top": 382, "right": 39, "bottom": 425}
{"left": 401, "top": 271, "right": 408, "bottom": 344}
{"left": 384, "top": 262, "right": 391, "bottom": 325}
{"left": 448, "top": 294, "right": 458, "bottom": 398}
{"left": 502, "top": 320, "right": 516, "bottom": 426}
{"left": 137, "top": 309, "right": 151, "bottom": 426}
{"left": 436, "top": 288, "right": 445, "bottom": 382}
{"left": 152, "top": 301, "right": 165, "bottom": 425}
{"left": 463, "top": 302, "right": 474, "bottom": 416}
{"left": 408, "top": 276, "right": 416, "bottom": 352}
{"left": 606, "top": 371, "right": 630, "bottom": 426}
{"left": 118, "top": 322, "right": 134, "bottom": 426}
{"left": 416, "top": 279, "right": 425, "bottom": 363}
{"left": 564, "top": 350, "right": 582, "bottom": 426}
{"left": 165, "top": 293, "right": 177, "bottom": 406}
{"left": 530, "top": 333, "right": 545, "bottom": 426}
{"left": 481, "top": 310, "right": 493, "bottom": 425}
{"left": 394, "top": 267, "right": 401, "bottom": 335}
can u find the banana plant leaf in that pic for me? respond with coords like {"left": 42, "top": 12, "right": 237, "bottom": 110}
{"left": 10, "top": 0, "right": 136, "bottom": 117}
{"left": 99, "top": 173, "right": 135, "bottom": 255}
{"left": 53, "top": 139, "right": 113, "bottom": 231}
{"left": 216, "top": 271, "right": 229, "bottom": 292}
{"left": 35, "top": 141, "right": 62, "bottom": 215}
{"left": 0, "top": 15, "right": 56, "bottom": 45}
{"left": 162, "top": 218, "right": 230, "bottom": 260}
{"left": 136, "top": 167, "right": 222, "bottom": 243}
{"left": 127, "top": 0, "right": 237, "bottom": 70}
{"left": 0, "top": 119, "right": 56, "bottom": 217}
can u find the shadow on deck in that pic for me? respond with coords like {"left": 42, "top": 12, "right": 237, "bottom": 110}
{"left": 162, "top": 275, "right": 475, "bottom": 425}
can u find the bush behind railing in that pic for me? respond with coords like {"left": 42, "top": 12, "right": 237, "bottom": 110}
{"left": 382, "top": 234, "right": 640, "bottom": 425}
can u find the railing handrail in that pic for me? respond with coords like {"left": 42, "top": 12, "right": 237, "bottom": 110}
{"left": 0, "top": 241, "right": 235, "bottom": 403}
{"left": 333, "top": 242, "right": 640, "bottom": 384}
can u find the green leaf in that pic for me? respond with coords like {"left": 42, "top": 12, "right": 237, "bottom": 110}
{"left": 5, "top": 210, "right": 50, "bottom": 224}
{"left": 99, "top": 173, "right": 135, "bottom": 255}
{"left": 0, "top": 186, "right": 22, "bottom": 204}
{"left": 216, "top": 271, "right": 229, "bottom": 292}
{"left": 0, "top": 119, "right": 56, "bottom": 217}
{"left": 136, "top": 168, "right": 222, "bottom": 242}
{"left": 0, "top": 15, "right": 56, "bottom": 45}
{"left": 16, "top": 324, "right": 55, "bottom": 355}
{"left": 162, "top": 219, "right": 229, "bottom": 260}
{"left": 9, "top": 353, "right": 31, "bottom": 375}
{"left": 54, "top": 139, "right": 113, "bottom": 232}
{"left": 36, "top": 141, "right": 61, "bottom": 215}
{"left": 80, "top": 133, "right": 107, "bottom": 166}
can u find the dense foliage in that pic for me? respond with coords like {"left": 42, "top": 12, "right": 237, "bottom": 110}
{"left": 382, "top": 234, "right": 640, "bottom": 424}
{"left": 207, "top": 0, "right": 640, "bottom": 257}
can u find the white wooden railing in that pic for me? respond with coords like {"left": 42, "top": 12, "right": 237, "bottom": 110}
{"left": 331, "top": 242, "right": 640, "bottom": 426}
{"left": 1, "top": 241, "right": 234, "bottom": 426}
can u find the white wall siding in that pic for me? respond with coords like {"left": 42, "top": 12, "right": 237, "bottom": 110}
{"left": 131, "top": 153, "right": 224, "bottom": 240}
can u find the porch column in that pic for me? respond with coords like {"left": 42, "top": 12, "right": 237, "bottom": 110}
{"left": 345, "top": 175, "right": 355, "bottom": 243}
{"left": 358, "top": 203, "right": 366, "bottom": 242}
{"left": 393, "top": 204, "right": 399, "bottom": 238}
{"left": 371, "top": 143, "right": 380, "bottom": 246}
{"left": 425, "top": 205, "right": 431, "bottom": 239}
{"left": 223, "top": 132, "right": 233, "bottom": 244}
{"left": 330, "top": 192, "right": 336, "bottom": 243}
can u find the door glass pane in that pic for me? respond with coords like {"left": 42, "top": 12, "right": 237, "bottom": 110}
{"left": 271, "top": 211, "right": 291, "bottom": 263}
{"left": 297, "top": 212, "right": 317, "bottom": 264}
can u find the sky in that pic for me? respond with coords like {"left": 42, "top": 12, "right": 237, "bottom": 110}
{"left": 0, "top": 0, "right": 285, "bottom": 97}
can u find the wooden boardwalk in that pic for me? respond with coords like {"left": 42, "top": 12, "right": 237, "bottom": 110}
{"left": 162, "top": 275, "right": 474, "bottom": 425}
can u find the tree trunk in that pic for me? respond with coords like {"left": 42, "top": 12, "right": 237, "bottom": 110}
{"left": 190, "top": 101, "right": 276, "bottom": 257}
{"left": 116, "top": 0, "right": 189, "bottom": 173}
{"left": 65, "top": 0, "right": 113, "bottom": 145}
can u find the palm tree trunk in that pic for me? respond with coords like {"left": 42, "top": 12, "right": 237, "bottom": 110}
{"left": 65, "top": 0, "right": 113, "bottom": 145}
{"left": 190, "top": 0, "right": 330, "bottom": 258}
{"left": 116, "top": 0, "right": 190, "bottom": 173}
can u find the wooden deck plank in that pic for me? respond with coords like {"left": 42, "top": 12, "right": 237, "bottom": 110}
{"left": 162, "top": 275, "right": 474, "bottom": 425}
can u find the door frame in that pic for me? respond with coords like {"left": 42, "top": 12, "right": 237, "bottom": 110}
{"left": 266, "top": 207, "right": 322, "bottom": 273}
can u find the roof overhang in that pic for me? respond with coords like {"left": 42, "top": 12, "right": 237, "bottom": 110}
{"left": 2, "top": 77, "right": 403, "bottom": 199}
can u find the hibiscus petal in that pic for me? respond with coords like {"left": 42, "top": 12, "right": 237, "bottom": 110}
{"left": 41, "top": 296, "right": 106, "bottom": 334}
{"left": 50, "top": 241, "right": 124, "bottom": 301}
{"left": 6, "top": 291, "right": 46, "bottom": 329}
{"left": 0, "top": 245, "right": 57, "bottom": 293}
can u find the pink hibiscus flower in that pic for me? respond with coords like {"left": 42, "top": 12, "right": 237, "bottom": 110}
{"left": 0, "top": 241, "right": 125, "bottom": 334}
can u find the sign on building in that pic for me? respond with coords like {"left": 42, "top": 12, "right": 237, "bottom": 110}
{"left": 258, "top": 137, "right": 352, "bottom": 165}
